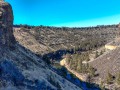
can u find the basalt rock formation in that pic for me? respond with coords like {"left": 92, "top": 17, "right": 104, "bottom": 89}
{"left": 0, "top": 1, "right": 16, "bottom": 48}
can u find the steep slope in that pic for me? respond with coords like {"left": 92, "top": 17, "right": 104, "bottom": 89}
{"left": 90, "top": 44, "right": 120, "bottom": 83}
{"left": 13, "top": 24, "right": 120, "bottom": 55}
{"left": 0, "top": 1, "right": 81, "bottom": 90}
{"left": 14, "top": 28, "right": 48, "bottom": 54}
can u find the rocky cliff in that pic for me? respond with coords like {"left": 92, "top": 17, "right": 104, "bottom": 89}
{"left": 0, "top": 1, "right": 16, "bottom": 48}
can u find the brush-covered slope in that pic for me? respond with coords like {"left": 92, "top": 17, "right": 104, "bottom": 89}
{"left": 90, "top": 45, "right": 120, "bottom": 82}
{"left": 14, "top": 24, "right": 119, "bottom": 56}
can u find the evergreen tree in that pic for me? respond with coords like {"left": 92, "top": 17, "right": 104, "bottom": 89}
{"left": 77, "top": 59, "right": 82, "bottom": 73}
{"left": 95, "top": 51, "right": 99, "bottom": 58}
{"left": 116, "top": 72, "right": 120, "bottom": 85}
{"left": 88, "top": 66, "right": 96, "bottom": 77}
{"left": 99, "top": 81, "right": 105, "bottom": 90}
{"left": 106, "top": 72, "right": 113, "bottom": 84}
{"left": 100, "top": 50, "right": 103, "bottom": 55}
{"left": 66, "top": 54, "right": 71, "bottom": 64}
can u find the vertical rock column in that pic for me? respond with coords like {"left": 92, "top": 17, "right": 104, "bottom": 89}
{"left": 0, "top": 1, "right": 16, "bottom": 48}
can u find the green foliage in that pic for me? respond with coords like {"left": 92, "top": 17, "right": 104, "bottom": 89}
{"left": 53, "top": 63, "right": 62, "bottom": 69}
{"left": 77, "top": 59, "right": 82, "bottom": 73}
{"left": 106, "top": 72, "right": 113, "bottom": 84}
{"left": 60, "top": 66, "right": 67, "bottom": 77}
{"left": 65, "top": 54, "right": 71, "bottom": 64}
{"left": 48, "top": 75, "right": 62, "bottom": 90}
{"left": 88, "top": 66, "right": 96, "bottom": 77}
{"left": 99, "top": 81, "right": 105, "bottom": 90}
{"left": 95, "top": 51, "right": 99, "bottom": 58}
{"left": 56, "top": 82, "right": 62, "bottom": 90}
{"left": 42, "top": 56, "right": 51, "bottom": 64}
{"left": 116, "top": 72, "right": 120, "bottom": 85}
{"left": 65, "top": 53, "right": 95, "bottom": 74}
{"left": 99, "top": 50, "right": 103, "bottom": 55}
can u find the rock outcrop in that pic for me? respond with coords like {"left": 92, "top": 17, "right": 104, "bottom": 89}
{"left": 0, "top": 1, "right": 16, "bottom": 48}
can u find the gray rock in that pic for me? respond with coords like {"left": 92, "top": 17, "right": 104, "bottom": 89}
{"left": 0, "top": 60, "right": 24, "bottom": 85}
{"left": 0, "top": 2, "right": 16, "bottom": 48}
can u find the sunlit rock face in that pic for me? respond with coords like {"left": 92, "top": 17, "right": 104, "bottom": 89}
{"left": 0, "top": 1, "right": 16, "bottom": 48}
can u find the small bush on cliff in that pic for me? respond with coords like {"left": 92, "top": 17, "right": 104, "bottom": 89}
{"left": 116, "top": 72, "right": 120, "bottom": 85}
{"left": 105, "top": 72, "right": 114, "bottom": 84}
{"left": 42, "top": 56, "right": 51, "bottom": 64}
{"left": 88, "top": 66, "right": 96, "bottom": 77}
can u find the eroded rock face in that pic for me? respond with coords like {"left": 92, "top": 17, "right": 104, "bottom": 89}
{"left": 0, "top": 1, "right": 16, "bottom": 48}
{"left": 0, "top": 60, "right": 24, "bottom": 85}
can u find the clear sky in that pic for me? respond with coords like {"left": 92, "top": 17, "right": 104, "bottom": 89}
{"left": 6, "top": 0, "right": 120, "bottom": 27}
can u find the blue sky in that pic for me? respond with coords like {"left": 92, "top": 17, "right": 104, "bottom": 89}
{"left": 6, "top": 0, "right": 120, "bottom": 27}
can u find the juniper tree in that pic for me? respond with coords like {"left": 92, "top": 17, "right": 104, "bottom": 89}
{"left": 116, "top": 72, "right": 120, "bottom": 85}
{"left": 106, "top": 72, "right": 113, "bottom": 84}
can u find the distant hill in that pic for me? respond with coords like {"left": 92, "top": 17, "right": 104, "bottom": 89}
{"left": 14, "top": 24, "right": 119, "bottom": 56}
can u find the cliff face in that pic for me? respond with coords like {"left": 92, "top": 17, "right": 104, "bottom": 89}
{"left": 0, "top": 1, "right": 16, "bottom": 48}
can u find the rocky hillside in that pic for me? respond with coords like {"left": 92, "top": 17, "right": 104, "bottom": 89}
{"left": 0, "top": 1, "right": 82, "bottom": 90}
{"left": 13, "top": 24, "right": 120, "bottom": 56}
{"left": 2, "top": 0, "right": 120, "bottom": 89}
{"left": 12, "top": 9, "right": 120, "bottom": 90}
{"left": 90, "top": 38, "right": 120, "bottom": 83}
